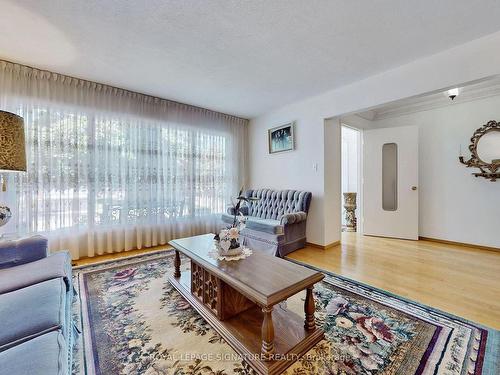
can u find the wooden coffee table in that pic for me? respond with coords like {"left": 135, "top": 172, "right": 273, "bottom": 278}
{"left": 168, "top": 234, "right": 324, "bottom": 375}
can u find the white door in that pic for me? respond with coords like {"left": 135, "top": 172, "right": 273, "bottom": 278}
{"left": 363, "top": 125, "right": 419, "bottom": 240}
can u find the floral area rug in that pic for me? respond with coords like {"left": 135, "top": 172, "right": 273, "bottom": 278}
{"left": 72, "top": 250, "right": 499, "bottom": 375}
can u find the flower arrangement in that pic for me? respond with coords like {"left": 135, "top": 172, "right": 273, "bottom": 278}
{"left": 214, "top": 189, "right": 251, "bottom": 256}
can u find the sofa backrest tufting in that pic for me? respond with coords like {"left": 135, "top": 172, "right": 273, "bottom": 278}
{"left": 244, "top": 189, "right": 312, "bottom": 220}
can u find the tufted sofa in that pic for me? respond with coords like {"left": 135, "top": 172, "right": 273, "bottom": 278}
{"left": 221, "top": 189, "right": 312, "bottom": 257}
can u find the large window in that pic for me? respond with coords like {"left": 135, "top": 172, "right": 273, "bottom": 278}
{"left": 16, "top": 106, "right": 230, "bottom": 233}
{"left": 1, "top": 60, "right": 246, "bottom": 258}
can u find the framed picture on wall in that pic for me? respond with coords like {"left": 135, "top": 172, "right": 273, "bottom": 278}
{"left": 268, "top": 122, "right": 295, "bottom": 154}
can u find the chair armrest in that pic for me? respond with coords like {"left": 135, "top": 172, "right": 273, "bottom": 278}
{"left": 0, "top": 235, "right": 48, "bottom": 270}
{"left": 280, "top": 211, "right": 307, "bottom": 225}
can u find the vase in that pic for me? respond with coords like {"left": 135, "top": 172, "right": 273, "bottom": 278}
{"left": 215, "top": 242, "right": 243, "bottom": 257}
{"left": 343, "top": 192, "right": 357, "bottom": 232}
{"left": 215, "top": 231, "right": 243, "bottom": 257}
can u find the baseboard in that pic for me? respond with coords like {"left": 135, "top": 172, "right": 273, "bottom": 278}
{"left": 305, "top": 241, "right": 340, "bottom": 250}
{"left": 363, "top": 234, "right": 418, "bottom": 241}
{"left": 418, "top": 236, "right": 500, "bottom": 253}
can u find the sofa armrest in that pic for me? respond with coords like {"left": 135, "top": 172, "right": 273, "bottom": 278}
{"left": 0, "top": 235, "right": 48, "bottom": 270}
{"left": 0, "top": 251, "right": 72, "bottom": 294}
{"left": 280, "top": 211, "right": 307, "bottom": 225}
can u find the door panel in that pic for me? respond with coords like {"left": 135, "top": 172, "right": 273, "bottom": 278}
{"left": 363, "top": 125, "right": 418, "bottom": 240}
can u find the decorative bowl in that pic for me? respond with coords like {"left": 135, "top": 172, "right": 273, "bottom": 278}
{"left": 223, "top": 247, "right": 243, "bottom": 256}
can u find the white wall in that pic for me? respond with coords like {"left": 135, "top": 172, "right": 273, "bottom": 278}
{"left": 247, "top": 109, "right": 328, "bottom": 244}
{"left": 341, "top": 126, "right": 359, "bottom": 227}
{"left": 341, "top": 126, "right": 359, "bottom": 193}
{"left": 248, "top": 30, "right": 500, "bottom": 246}
{"left": 324, "top": 118, "right": 342, "bottom": 245}
{"left": 370, "top": 96, "right": 500, "bottom": 248}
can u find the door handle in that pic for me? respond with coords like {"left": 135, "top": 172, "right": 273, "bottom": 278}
{"left": 411, "top": 186, "right": 418, "bottom": 191}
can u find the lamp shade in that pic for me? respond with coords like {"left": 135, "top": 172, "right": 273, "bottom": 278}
{"left": 0, "top": 110, "right": 26, "bottom": 172}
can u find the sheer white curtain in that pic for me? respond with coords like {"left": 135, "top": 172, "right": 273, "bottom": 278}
{"left": 0, "top": 61, "right": 247, "bottom": 259}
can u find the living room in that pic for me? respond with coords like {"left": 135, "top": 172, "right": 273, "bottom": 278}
{"left": 0, "top": 1, "right": 499, "bottom": 375}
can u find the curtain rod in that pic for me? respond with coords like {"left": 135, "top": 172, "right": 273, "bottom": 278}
{"left": 0, "top": 58, "right": 249, "bottom": 122}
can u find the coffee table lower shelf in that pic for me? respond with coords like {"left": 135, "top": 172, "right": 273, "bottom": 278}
{"left": 168, "top": 271, "right": 324, "bottom": 375}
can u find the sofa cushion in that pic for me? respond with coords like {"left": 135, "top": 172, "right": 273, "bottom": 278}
{"left": 0, "top": 330, "right": 68, "bottom": 375}
{"left": 221, "top": 213, "right": 284, "bottom": 235}
{"left": 0, "top": 252, "right": 71, "bottom": 295}
{"left": 0, "top": 278, "right": 67, "bottom": 351}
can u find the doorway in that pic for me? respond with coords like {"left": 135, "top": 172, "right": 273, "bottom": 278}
{"left": 340, "top": 125, "right": 362, "bottom": 233}
{"left": 363, "top": 125, "right": 419, "bottom": 240}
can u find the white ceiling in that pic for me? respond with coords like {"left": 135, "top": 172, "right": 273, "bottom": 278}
{"left": 355, "top": 76, "right": 500, "bottom": 121}
{"left": 2, "top": 1, "right": 500, "bottom": 118}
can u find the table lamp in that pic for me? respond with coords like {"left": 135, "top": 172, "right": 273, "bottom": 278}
{"left": 0, "top": 110, "right": 26, "bottom": 228}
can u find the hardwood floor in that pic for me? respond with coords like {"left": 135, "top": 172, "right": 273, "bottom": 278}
{"left": 72, "top": 245, "right": 169, "bottom": 266}
{"left": 288, "top": 233, "right": 500, "bottom": 329}
{"left": 73, "top": 233, "right": 500, "bottom": 329}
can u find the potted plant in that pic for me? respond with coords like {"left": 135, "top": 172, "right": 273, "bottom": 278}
{"left": 214, "top": 189, "right": 251, "bottom": 256}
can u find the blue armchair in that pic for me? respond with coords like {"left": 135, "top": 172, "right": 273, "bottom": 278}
{"left": 0, "top": 236, "right": 74, "bottom": 375}
{"left": 221, "top": 189, "right": 312, "bottom": 257}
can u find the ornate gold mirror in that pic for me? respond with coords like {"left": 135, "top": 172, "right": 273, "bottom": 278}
{"left": 459, "top": 120, "right": 500, "bottom": 181}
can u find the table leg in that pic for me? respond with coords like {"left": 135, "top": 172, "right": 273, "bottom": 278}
{"left": 261, "top": 306, "right": 274, "bottom": 360}
{"left": 304, "top": 287, "right": 316, "bottom": 331}
{"left": 174, "top": 250, "right": 181, "bottom": 278}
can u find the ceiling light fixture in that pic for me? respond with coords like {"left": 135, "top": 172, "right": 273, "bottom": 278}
{"left": 447, "top": 88, "right": 459, "bottom": 100}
